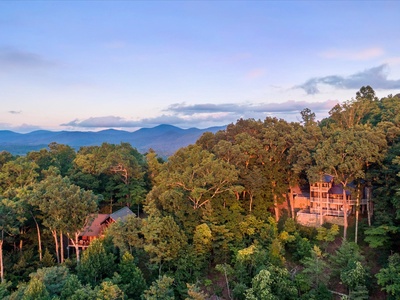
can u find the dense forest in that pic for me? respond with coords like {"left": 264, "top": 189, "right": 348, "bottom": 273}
{"left": 1, "top": 86, "right": 400, "bottom": 300}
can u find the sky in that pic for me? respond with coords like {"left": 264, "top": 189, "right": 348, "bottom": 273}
{"left": 1, "top": 1, "right": 400, "bottom": 133}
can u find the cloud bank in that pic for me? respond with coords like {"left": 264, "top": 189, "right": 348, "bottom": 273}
{"left": 297, "top": 64, "right": 400, "bottom": 95}
{"left": 61, "top": 99, "right": 337, "bottom": 130}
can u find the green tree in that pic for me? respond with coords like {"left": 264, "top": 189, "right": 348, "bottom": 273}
{"left": 309, "top": 125, "right": 386, "bottom": 240}
{"left": 185, "top": 283, "right": 207, "bottom": 300}
{"left": 193, "top": 223, "right": 212, "bottom": 267}
{"left": 74, "top": 143, "right": 148, "bottom": 209}
{"left": 105, "top": 214, "right": 144, "bottom": 256}
{"left": 376, "top": 253, "right": 400, "bottom": 299}
{"left": 300, "top": 246, "right": 329, "bottom": 289}
{"left": 22, "top": 277, "right": 50, "bottom": 300}
{"left": 142, "top": 275, "right": 175, "bottom": 300}
{"left": 0, "top": 198, "right": 24, "bottom": 283}
{"left": 60, "top": 274, "right": 84, "bottom": 300}
{"left": 330, "top": 240, "right": 364, "bottom": 279}
{"left": 0, "top": 157, "right": 39, "bottom": 199}
{"left": 116, "top": 252, "right": 147, "bottom": 299}
{"left": 245, "top": 265, "right": 297, "bottom": 300}
{"left": 0, "top": 280, "right": 11, "bottom": 299}
{"left": 95, "top": 281, "right": 124, "bottom": 300}
{"left": 145, "top": 145, "right": 240, "bottom": 233}
{"left": 30, "top": 171, "right": 98, "bottom": 263}
{"left": 142, "top": 215, "right": 188, "bottom": 275}
{"left": 27, "top": 143, "right": 76, "bottom": 178}
{"left": 340, "top": 260, "right": 368, "bottom": 298}
{"left": 316, "top": 224, "right": 339, "bottom": 250}
{"left": 28, "top": 265, "right": 70, "bottom": 297}
{"left": 77, "top": 238, "right": 115, "bottom": 286}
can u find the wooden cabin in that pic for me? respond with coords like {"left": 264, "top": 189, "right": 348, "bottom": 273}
{"left": 293, "top": 176, "right": 372, "bottom": 227}
{"left": 68, "top": 206, "right": 134, "bottom": 252}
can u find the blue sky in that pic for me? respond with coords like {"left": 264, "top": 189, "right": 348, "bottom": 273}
{"left": 1, "top": 1, "right": 400, "bottom": 132}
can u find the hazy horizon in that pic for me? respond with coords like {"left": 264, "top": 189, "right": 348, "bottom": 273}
{"left": 2, "top": 1, "right": 400, "bottom": 132}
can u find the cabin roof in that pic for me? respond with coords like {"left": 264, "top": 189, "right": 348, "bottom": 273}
{"left": 80, "top": 214, "right": 109, "bottom": 237}
{"left": 109, "top": 206, "right": 134, "bottom": 221}
{"left": 79, "top": 207, "right": 135, "bottom": 238}
{"left": 329, "top": 184, "right": 351, "bottom": 195}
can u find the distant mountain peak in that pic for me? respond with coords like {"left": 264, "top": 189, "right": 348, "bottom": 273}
{"left": 0, "top": 124, "right": 227, "bottom": 157}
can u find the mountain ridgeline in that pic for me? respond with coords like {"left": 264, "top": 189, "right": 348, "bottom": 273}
{"left": 0, "top": 124, "right": 226, "bottom": 156}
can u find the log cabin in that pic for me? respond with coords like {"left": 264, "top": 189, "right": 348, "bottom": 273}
{"left": 67, "top": 206, "right": 134, "bottom": 253}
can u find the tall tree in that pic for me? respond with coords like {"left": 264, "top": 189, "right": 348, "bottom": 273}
{"left": 376, "top": 253, "right": 400, "bottom": 299}
{"left": 0, "top": 198, "right": 24, "bottom": 283}
{"left": 145, "top": 145, "right": 240, "bottom": 233}
{"left": 74, "top": 143, "right": 148, "bottom": 209}
{"left": 142, "top": 215, "right": 188, "bottom": 275}
{"left": 115, "top": 252, "right": 147, "bottom": 299}
{"left": 309, "top": 125, "right": 386, "bottom": 240}
{"left": 30, "top": 170, "right": 98, "bottom": 263}
{"left": 77, "top": 238, "right": 115, "bottom": 287}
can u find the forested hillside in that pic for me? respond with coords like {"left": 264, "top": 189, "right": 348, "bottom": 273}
{"left": 1, "top": 86, "right": 400, "bottom": 299}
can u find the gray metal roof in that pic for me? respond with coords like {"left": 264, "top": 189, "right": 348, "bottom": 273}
{"left": 109, "top": 206, "right": 134, "bottom": 221}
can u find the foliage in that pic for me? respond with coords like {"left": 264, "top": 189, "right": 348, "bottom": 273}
{"left": 376, "top": 253, "right": 400, "bottom": 299}
{"left": 21, "top": 277, "right": 50, "bottom": 300}
{"left": 1, "top": 87, "right": 400, "bottom": 299}
{"left": 185, "top": 283, "right": 207, "bottom": 300}
{"left": 330, "top": 240, "right": 365, "bottom": 279}
{"left": 364, "top": 225, "right": 398, "bottom": 248}
{"left": 244, "top": 266, "right": 297, "bottom": 300}
{"left": 142, "top": 215, "right": 188, "bottom": 274}
{"left": 300, "top": 245, "right": 329, "bottom": 289}
{"left": 77, "top": 238, "right": 116, "bottom": 286}
{"left": 142, "top": 275, "right": 175, "bottom": 300}
{"left": 28, "top": 265, "right": 70, "bottom": 297}
{"left": 115, "top": 252, "right": 147, "bottom": 299}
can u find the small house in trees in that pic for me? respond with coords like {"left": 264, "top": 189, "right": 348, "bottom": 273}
{"left": 294, "top": 176, "right": 372, "bottom": 227}
{"left": 68, "top": 206, "right": 134, "bottom": 251}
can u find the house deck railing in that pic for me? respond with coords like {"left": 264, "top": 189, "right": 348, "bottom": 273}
{"left": 68, "top": 240, "right": 91, "bottom": 248}
{"left": 310, "top": 208, "right": 347, "bottom": 217}
{"left": 309, "top": 197, "right": 357, "bottom": 205}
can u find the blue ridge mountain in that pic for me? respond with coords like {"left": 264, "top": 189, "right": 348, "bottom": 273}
{"left": 0, "top": 124, "right": 226, "bottom": 157}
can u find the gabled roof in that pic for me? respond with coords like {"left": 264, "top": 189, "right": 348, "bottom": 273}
{"left": 323, "top": 174, "right": 334, "bottom": 183}
{"left": 109, "top": 206, "right": 134, "bottom": 222}
{"left": 80, "top": 214, "right": 109, "bottom": 237}
{"left": 80, "top": 207, "right": 135, "bottom": 238}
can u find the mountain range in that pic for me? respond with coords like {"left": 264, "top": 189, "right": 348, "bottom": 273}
{"left": 0, "top": 124, "right": 226, "bottom": 157}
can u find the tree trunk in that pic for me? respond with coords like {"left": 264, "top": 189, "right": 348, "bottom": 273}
{"left": 30, "top": 212, "right": 42, "bottom": 261}
{"left": 60, "top": 231, "right": 64, "bottom": 263}
{"left": 272, "top": 181, "right": 280, "bottom": 222}
{"left": 68, "top": 233, "right": 81, "bottom": 263}
{"left": 249, "top": 193, "right": 253, "bottom": 213}
{"left": 52, "top": 229, "right": 60, "bottom": 264}
{"left": 343, "top": 189, "right": 348, "bottom": 241}
{"left": 289, "top": 188, "right": 295, "bottom": 219}
{"left": 273, "top": 194, "right": 280, "bottom": 222}
{"left": 0, "top": 235, "right": 3, "bottom": 283}
{"left": 366, "top": 186, "right": 372, "bottom": 227}
{"left": 355, "top": 185, "right": 360, "bottom": 244}
{"left": 75, "top": 233, "right": 80, "bottom": 263}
